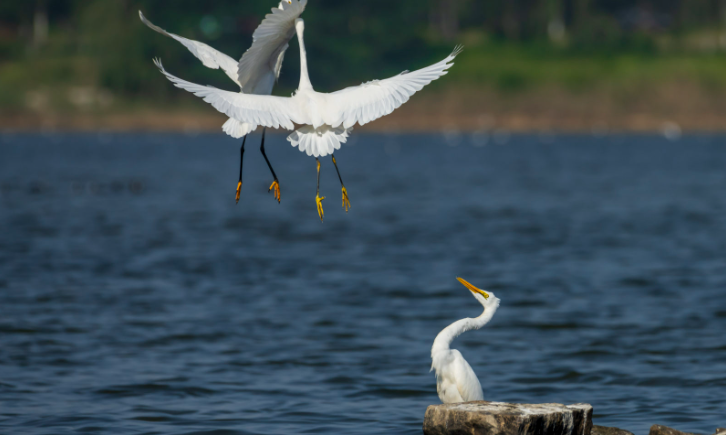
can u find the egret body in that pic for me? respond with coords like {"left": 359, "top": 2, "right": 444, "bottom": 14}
{"left": 431, "top": 277, "right": 500, "bottom": 404}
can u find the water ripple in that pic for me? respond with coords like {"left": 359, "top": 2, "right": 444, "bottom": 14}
{"left": 0, "top": 134, "right": 725, "bottom": 434}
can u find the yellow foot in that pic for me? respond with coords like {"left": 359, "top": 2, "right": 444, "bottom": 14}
{"left": 235, "top": 181, "right": 242, "bottom": 204}
{"left": 269, "top": 179, "right": 281, "bottom": 203}
{"left": 341, "top": 186, "right": 351, "bottom": 213}
{"left": 316, "top": 194, "right": 325, "bottom": 222}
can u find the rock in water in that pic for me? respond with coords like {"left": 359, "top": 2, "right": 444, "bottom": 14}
{"left": 592, "top": 425, "right": 635, "bottom": 435}
{"left": 649, "top": 425, "right": 726, "bottom": 435}
{"left": 423, "top": 401, "right": 593, "bottom": 435}
{"left": 649, "top": 425, "right": 699, "bottom": 435}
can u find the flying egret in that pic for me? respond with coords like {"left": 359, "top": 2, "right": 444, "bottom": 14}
{"left": 140, "top": 0, "right": 307, "bottom": 204}
{"left": 431, "top": 277, "right": 500, "bottom": 404}
{"left": 153, "top": 18, "right": 462, "bottom": 221}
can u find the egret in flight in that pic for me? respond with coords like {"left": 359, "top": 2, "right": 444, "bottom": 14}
{"left": 140, "top": 0, "right": 307, "bottom": 204}
{"left": 153, "top": 17, "right": 462, "bottom": 221}
{"left": 431, "top": 277, "right": 500, "bottom": 404}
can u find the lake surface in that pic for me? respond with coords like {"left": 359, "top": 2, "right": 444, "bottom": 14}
{"left": 0, "top": 132, "right": 725, "bottom": 435}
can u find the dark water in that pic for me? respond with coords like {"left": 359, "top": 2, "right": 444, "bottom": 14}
{"left": 1, "top": 132, "right": 725, "bottom": 435}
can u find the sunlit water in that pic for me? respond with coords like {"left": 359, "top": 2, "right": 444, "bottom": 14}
{"left": 1, "top": 133, "right": 725, "bottom": 435}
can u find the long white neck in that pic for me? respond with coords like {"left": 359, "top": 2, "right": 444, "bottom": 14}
{"left": 431, "top": 303, "right": 498, "bottom": 357}
{"left": 296, "top": 22, "right": 313, "bottom": 91}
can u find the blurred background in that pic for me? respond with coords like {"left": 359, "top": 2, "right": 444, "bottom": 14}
{"left": 2, "top": 2, "right": 726, "bottom": 435}
{"left": 2, "top": 0, "right": 726, "bottom": 133}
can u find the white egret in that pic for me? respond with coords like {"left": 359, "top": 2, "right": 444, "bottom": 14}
{"left": 431, "top": 277, "right": 500, "bottom": 404}
{"left": 140, "top": 0, "right": 307, "bottom": 204}
{"left": 153, "top": 17, "right": 462, "bottom": 221}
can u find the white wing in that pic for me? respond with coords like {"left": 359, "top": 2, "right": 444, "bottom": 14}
{"left": 139, "top": 10, "right": 241, "bottom": 87}
{"left": 324, "top": 46, "right": 462, "bottom": 129}
{"left": 153, "top": 59, "right": 299, "bottom": 130}
{"left": 450, "top": 350, "right": 484, "bottom": 402}
{"left": 433, "top": 349, "right": 484, "bottom": 403}
{"left": 237, "top": 0, "right": 307, "bottom": 94}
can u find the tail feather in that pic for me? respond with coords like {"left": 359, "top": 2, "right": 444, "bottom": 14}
{"left": 222, "top": 118, "right": 256, "bottom": 138}
{"left": 287, "top": 125, "right": 353, "bottom": 158}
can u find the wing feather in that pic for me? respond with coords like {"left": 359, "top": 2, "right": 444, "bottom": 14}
{"left": 324, "top": 46, "right": 462, "bottom": 129}
{"left": 432, "top": 348, "right": 483, "bottom": 403}
{"left": 153, "top": 59, "right": 298, "bottom": 130}
{"left": 139, "top": 11, "right": 240, "bottom": 87}
{"left": 237, "top": 0, "right": 307, "bottom": 94}
{"left": 451, "top": 350, "right": 484, "bottom": 402}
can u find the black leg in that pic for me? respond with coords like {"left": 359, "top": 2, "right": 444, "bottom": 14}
{"left": 331, "top": 154, "right": 350, "bottom": 212}
{"left": 259, "top": 128, "right": 280, "bottom": 203}
{"left": 235, "top": 135, "right": 247, "bottom": 204}
{"left": 316, "top": 158, "right": 321, "bottom": 196}
{"left": 315, "top": 158, "right": 325, "bottom": 222}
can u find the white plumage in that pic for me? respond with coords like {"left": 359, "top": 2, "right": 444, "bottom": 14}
{"left": 222, "top": 118, "right": 256, "bottom": 139}
{"left": 237, "top": 1, "right": 306, "bottom": 93}
{"left": 140, "top": 0, "right": 307, "bottom": 138}
{"left": 287, "top": 125, "right": 352, "bottom": 157}
{"left": 139, "top": 10, "right": 240, "bottom": 84}
{"left": 153, "top": 18, "right": 461, "bottom": 157}
{"left": 148, "top": 10, "right": 460, "bottom": 218}
{"left": 431, "top": 277, "right": 500, "bottom": 404}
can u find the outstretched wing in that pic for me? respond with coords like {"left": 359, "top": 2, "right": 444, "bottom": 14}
{"left": 324, "top": 46, "right": 462, "bottom": 129}
{"left": 154, "top": 59, "right": 299, "bottom": 130}
{"left": 139, "top": 10, "right": 241, "bottom": 87}
{"left": 237, "top": 0, "right": 307, "bottom": 94}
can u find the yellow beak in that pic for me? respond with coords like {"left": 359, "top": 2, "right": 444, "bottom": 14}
{"left": 457, "top": 277, "right": 489, "bottom": 299}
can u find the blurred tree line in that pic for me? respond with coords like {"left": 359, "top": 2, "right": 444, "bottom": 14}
{"left": 1, "top": 0, "right": 726, "bottom": 109}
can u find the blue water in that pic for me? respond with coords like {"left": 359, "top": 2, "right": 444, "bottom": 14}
{"left": 0, "top": 132, "right": 725, "bottom": 435}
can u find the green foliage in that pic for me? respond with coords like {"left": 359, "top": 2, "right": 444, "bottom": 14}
{"left": 1, "top": 0, "right": 726, "bottom": 111}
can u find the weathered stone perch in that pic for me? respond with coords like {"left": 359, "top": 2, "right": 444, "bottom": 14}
{"left": 649, "top": 425, "right": 699, "bottom": 435}
{"left": 649, "top": 425, "right": 726, "bottom": 435}
{"left": 423, "top": 401, "right": 593, "bottom": 435}
{"left": 591, "top": 425, "right": 634, "bottom": 435}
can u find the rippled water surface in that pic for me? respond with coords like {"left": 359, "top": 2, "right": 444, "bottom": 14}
{"left": 1, "top": 133, "right": 725, "bottom": 435}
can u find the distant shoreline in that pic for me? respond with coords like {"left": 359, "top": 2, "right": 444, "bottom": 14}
{"left": 2, "top": 112, "right": 724, "bottom": 134}
{"left": 3, "top": 89, "right": 726, "bottom": 134}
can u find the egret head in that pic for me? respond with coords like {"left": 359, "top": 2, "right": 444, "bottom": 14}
{"left": 457, "top": 277, "right": 498, "bottom": 307}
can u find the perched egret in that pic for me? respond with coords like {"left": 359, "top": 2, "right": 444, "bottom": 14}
{"left": 153, "top": 17, "right": 461, "bottom": 221}
{"left": 431, "top": 277, "right": 500, "bottom": 404}
{"left": 140, "top": 0, "right": 307, "bottom": 204}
